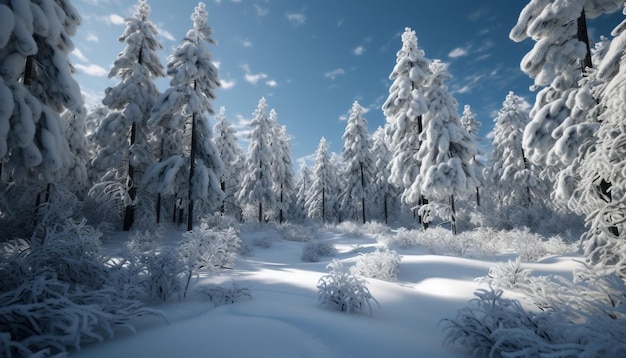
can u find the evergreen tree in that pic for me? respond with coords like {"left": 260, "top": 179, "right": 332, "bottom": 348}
{"left": 214, "top": 106, "right": 244, "bottom": 218}
{"left": 371, "top": 127, "right": 397, "bottom": 224}
{"left": 341, "top": 101, "right": 375, "bottom": 224}
{"left": 414, "top": 60, "right": 480, "bottom": 234}
{"left": 0, "top": 1, "right": 83, "bottom": 211}
{"left": 272, "top": 119, "right": 295, "bottom": 224}
{"left": 489, "top": 92, "right": 545, "bottom": 219}
{"left": 294, "top": 163, "right": 312, "bottom": 221}
{"left": 144, "top": 2, "right": 223, "bottom": 231}
{"left": 90, "top": 0, "right": 164, "bottom": 230}
{"left": 460, "top": 105, "right": 484, "bottom": 206}
{"left": 306, "top": 137, "right": 339, "bottom": 223}
{"left": 238, "top": 97, "right": 275, "bottom": 223}
{"left": 382, "top": 27, "right": 431, "bottom": 227}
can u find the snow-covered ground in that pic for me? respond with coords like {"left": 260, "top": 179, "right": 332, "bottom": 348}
{"left": 71, "top": 225, "right": 583, "bottom": 358}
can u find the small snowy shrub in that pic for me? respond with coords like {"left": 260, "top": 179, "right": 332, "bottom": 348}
{"left": 301, "top": 241, "right": 337, "bottom": 262}
{"left": 481, "top": 257, "right": 531, "bottom": 290}
{"left": 181, "top": 225, "right": 242, "bottom": 271}
{"left": 351, "top": 248, "right": 401, "bottom": 281}
{"left": 317, "top": 259, "right": 379, "bottom": 314}
{"left": 127, "top": 225, "right": 166, "bottom": 252}
{"left": 277, "top": 222, "right": 315, "bottom": 242}
{"left": 197, "top": 282, "right": 252, "bottom": 306}
{"left": 331, "top": 221, "right": 366, "bottom": 237}
{"left": 137, "top": 246, "right": 188, "bottom": 302}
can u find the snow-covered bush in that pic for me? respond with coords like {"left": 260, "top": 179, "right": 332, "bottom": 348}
{"left": 317, "top": 259, "right": 379, "bottom": 314}
{"left": 197, "top": 282, "right": 252, "bottom": 306}
{"left": 277, "top": 222, "right": 316, "bottom": 242}
{"left": 351, "top": 248, "right": 401, "bottom": 281}
{"left": 181, "top": 225, "right": 242, "bottom": 271}
{"left": 443, "top": 266, "right": 626, "bottom": 357}
{"left": 481, "top": 257, "right": 532, "bottom": 290}
{"left": 127, "top": 225, "right": 167, "bottom": 252}
{"left": 137, "top": 246, "right": 188, "bottom": 302}
{"left": 0, "top": 219, "right": 164, "bottom": 356}
{"left": 301, "top": 241, "right": 337, "bottom": 262}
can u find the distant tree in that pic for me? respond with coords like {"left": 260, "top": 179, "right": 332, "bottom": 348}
{"left": 294, "top": 163, "right": 312, "bottom": 220}
{"left": 271, "top": 118, "right": 295, "bottom": 224}
{"left": 238, "top": 97, "right": 275, "bottom": 223}
{"left": 60, "top": 105, "right": 89, "bottom": 198}
{"left": 90, "top": 0, "right": 164, "bottom": 230}
{"left": 371, "top": 127, "right": 398, "bottom": 224}
{"left": 489, "top": 92, "right": 546, "bottom": 221}
{"left": 340, "top": 101, "right": 375, "bottom": 224}
{"left": 306, "top": 138, "right": 339, "bottom": 223}
{"left": 415, "top": 60, "right": 480, "bottom": 234}
{"left": 460, "top": 105, "right": 484, "bottom": 206}
{"left": 382, "top": 27, "right": 431, "bottom": 227}
{"left": 214, "top": 106, "right": 244, "bottom": 218}
{"left": 0, "top": 0, "right": 83, "bottom": 217}
{"left": 144, "top": 2, "right": 223, "bottom": 231}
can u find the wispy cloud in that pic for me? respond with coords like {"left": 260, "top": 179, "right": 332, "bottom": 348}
{"left": 266, "top": 80, "right": 278, "bottom": 87}
{"left": 85, "top": 32, "right": 99, "bottom": 43}
{"left": 241, "top": 64, "right": 270, "bottom": 85}
{"left": 104, "top": 13, "right": 125, "bottom": 25}
{"left": 324, "top": 68, "right": 345, "bottom": 80}
{"left": 255, "top": 4, "right": 268, "bottom": 17}
{"left": 286, "top": 11, "right": 306, "bottom": 26}
{"left": 72, "top": 48, "right": 88, "bottom": 63}
{"left": 448, "top": 47, "right": 469, "bottom": 58}
{"left": 240, "top": 38, "right": 252, "bottom": 47}
{"left": 75, "top": 63, "right": 108, "bottom": 77}
{"left": 220, "top": 78, "right": 236, "bottom": 89}
{"left": 154, "top": 23, "right": 176, "bottom": 42}
{"left": 353, "top": 46, "right": 365, "bottom": 56}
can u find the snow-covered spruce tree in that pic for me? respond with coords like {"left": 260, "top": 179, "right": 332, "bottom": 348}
{"left": 489, "top": 92, "right": 547, "bottom": 228}
{"left": 271, "top": 121, "right": 295, "bottom": 224}
{"left": 371, "top": 127, "right": 398, "bottom": 224}
{"left": 510, "top": 0, "right": 622, "bottom": 205}
{"left": 144, "top": 2, "right": 223, "bottom": 231}
{"left": 459, "top": 105, "right": 484, "bottom": 206}
{"left": 213, "top": 106, "right": 244, "bottom": 219}
{"left": 306, "top": 137, "right": 340, "bottom": 223}
{"left": 60, "top": 105, "right": 89, "bottom": 198}
{"left": 90, "top": 0, "right": 164, "bottom": 231}
{"left": 238, "top": 97, "right": 276, "bottom": 223}
{"left": 414, "top": 60, "right": 480, "bottom": 234}
{"left": 340, "top": 101, "right": 375, "bottom": 224}
{"left": 0, "top": 0, "right": 83, "bottom": 224}
{"left": 577, "top": 10, "right": 626, "bottom": 277}
{"left": 382, "top": 27, "right": 431, "bottom": 227}
{"left": 294, "top": 163, "right": 312, "bottom": 221}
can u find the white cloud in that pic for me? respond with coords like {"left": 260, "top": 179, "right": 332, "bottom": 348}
{"left": 353, "top": 46, "right": 365, "bottom": 56}
{"left": 241, "top": 64, "right": 275, "bottom": 86}
{"left": 75, "top": 63, "right": 108, "bottom": 77}
{"left": 72, "top": 48, "right": 88, "bottom": 63}
{"left": 286, "top": 12, "right": 306, "bottom": 26}
{"left": 448, "top": 47, "right": 469, "bottom": 58}
{"left": 241, "top": 39, "right": 252, "bottom": 47}
{"left": 85, "top": 32, "right": 99, "bottom": 43}
{"left": 213, "top": 61, "right": 221, "bottom": 69}
{"left": 106, "top": 14, "right": 125, "bottom": 25}
{"left": 155, "top": 24, "right": 176, "bottom": 42}
{"left": 220, "top": 78, "right": 236, "bottom": 89}
{"left": 324, "top": 68, "right": 345, "bottom": 80}
{"left": 266, "top": 80, "right": 278, "bottom": 87}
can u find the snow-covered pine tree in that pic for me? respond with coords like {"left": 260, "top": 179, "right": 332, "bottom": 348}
{"left": 382, "top": 27, "right": 431, "bottom": 227}
{"left": 341, "top": 101, "right": 375, "bottom": 224}
{"left": 414, "top": 60, "right": 480, "bottom": 234}
{"left": 238, "top": 97, "right": 276, "bottom": 223}
{"left": 306, "top": 137, "right": 339, "bottom": 223}
{"left": 145, "top": 2, "right": 223, "bottom": 231}
{"left": 90, "top": 0, "right": 164, "bottom": 230}
{"left": 213, "top": 106, "right": 244, "bottom": 218}
{"left": 60, "top": 105, "right": 89, "bottom": 198}
{"left": 460, "top": 105, "right": 484, "bottom": 206}
{"left": 272, "top": 120, "right": 295, "bottom": 224}
{"left": 489, "top": 92, "right": 546, "bottom": 225}
{"left": 510, "top": 0, "right": 621, "bottom": 205}
{"left": 294, "top": 163, "right": 312, "bottom": 221}
{"left": 371, "top": 127, "right": 398, "bottom": 224}
{"left": 0, "top": 0, "right": 83, "bottom": 220}
{"left": 576, "top": 10, "right": 626, "bottom": 277}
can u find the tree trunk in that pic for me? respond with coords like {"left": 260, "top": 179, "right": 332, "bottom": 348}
{"left": 321, "top": 187, "right": 325, "bottom": 223}
{"left": 258, "top": 201, "right": 263, "bottom": 223}
{"left": 577, "top": 9, "right": 593, "bottom": 72}
{"left": 383, "top": 194, "right": 388, "bottom": 225}
{"left": 279, "top": 183, "right": 284, "bottom": 224}
{"left": 360, "top": 162, "right": 366, "bottom": 224}
{"left": 220, "top": 180, "right": 226, "bottom": 215}
{"left": 123, "top": 123, "right": 137, "bottom": 231}
{"left": 187, "top": 113, "right": 196, "bottom": 231}
{"left": 450, "top": 194, "right": 457, "bottom": 235}
{"left": 475, "top": 187, "right": 481, "bottom": 207}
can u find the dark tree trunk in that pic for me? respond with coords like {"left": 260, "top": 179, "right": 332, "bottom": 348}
{"left": 123, "top": 123, "right": 137, "bottom": 231}
{"left": 187, "top": 112, "right": 196, "bottom": 231}
{"left": 450, "top": 194, "right": 457, "bottom": 235}
{"left": 279, "top": 183, "right": 284, "bottom": 224}
{"left": 221, "top": 180, "right": 226, "bottom": 215}
{"left": 321, "top": 187, "right": 325, "bottom": 223}
{"left": 360, "top": 162, "right": 366, "bottom": 224}
{"left": 577, "top": 10, "right": 593, "bottom": 72}
{"left": 475, "top": 187, "right": 481, "bottom": 207}
{"left": 383, "top": 194, "right": 388, "bottom": 225}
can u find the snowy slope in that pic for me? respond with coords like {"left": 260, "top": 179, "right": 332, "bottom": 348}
{"left": 72, "top": 226, "right": 583, "bottom": 358}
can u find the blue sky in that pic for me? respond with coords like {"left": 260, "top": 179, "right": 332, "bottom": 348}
{"left": 71, "top": 0, "right": 622, "bottom": 165}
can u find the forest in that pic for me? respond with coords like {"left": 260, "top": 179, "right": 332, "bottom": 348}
{"left": 1, "top": 0, "right": 625, "bottom": 357}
